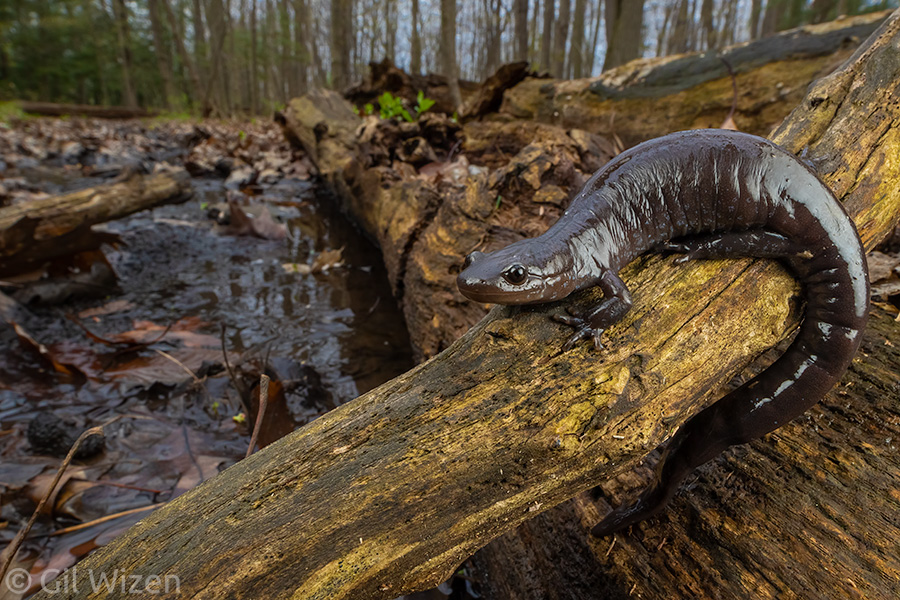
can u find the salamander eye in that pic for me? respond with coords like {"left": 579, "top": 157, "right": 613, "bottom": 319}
{"left": 503, "top": 265, "right": 527, "bottom": 285}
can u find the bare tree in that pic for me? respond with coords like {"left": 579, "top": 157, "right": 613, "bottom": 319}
{"left": 701, "top": 0, "right": 716, "bottom": 49}
{"left": 110, "top": 0, "right": 137, "bottom": 107}
{"left": 147, "top": 0, "right": 176, "bottom": 108}
{"left": 331, "top": 0, "right": 353, "bottom": 89}
{"left": 552, "top": 0, "right": 569, "bottom": 77}
{"left": 569, "top": 0, "right": 586, "bottom": 77}
{"left": 160, "top": 0, "right": 204, "bottom": 111}
{"left": 603, "top": 0, "right": 645, "bottom": 71}
{"left": 541, "top": 0, "right": 554, "bottom": 71}
{"left": 588, "top": 1, "right": 603, "bottom": 73}
{"left": 484, "top": 0, "right": 503, "bottom": 77}
{"left": 441, "top": 0, "right": 462, "bottom": 109}
{"left": 514, "top": 0, "right": 529, "bottom": 62}
{"left": 411, "top": 0, "right": 422, "bottom": 73}
{"left": 667, "top": 0, "right": 691, "bottom": 54}
{"left": 749, "top": 0, "right": 763, "bottom": 38}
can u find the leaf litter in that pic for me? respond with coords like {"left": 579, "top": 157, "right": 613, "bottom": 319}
{"left": 0, "top": 117, "right": 413, "bottom": 590}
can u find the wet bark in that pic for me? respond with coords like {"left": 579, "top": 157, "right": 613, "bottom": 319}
{"left": 0, "top": 169, "right": 193, "bottom": 277}
{"left": 28, "top": 9, "right": 900, "bottom": 600}
{"left": 504, "top": 9, "right": 892, "bottom": 147}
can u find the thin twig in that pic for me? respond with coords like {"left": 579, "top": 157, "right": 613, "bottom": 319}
{"left": 0, "top": 417, "right": 121, "bottom": 583}
{"left": 46, "top": 504, "right": 164, "bottom": 538}
{"left": 246, "top": 374, "right": 269, "bottom": 458}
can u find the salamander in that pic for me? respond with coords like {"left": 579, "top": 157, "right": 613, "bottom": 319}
{"left": 456, "top": 129, "right": 870, "bottom": 536}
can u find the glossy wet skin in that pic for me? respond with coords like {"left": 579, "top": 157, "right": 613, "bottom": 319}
{"left": 456, "top": 129, "right": 870, "bottom": 536}
{"left": 457, "top": 239, "right": 579, "bottom": 304}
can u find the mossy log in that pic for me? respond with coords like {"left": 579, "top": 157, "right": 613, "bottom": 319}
{"left": 503, "top": 10, "right": 893, "bottom": 145}
{"left": 0, "top": 168, "right": 193, "bottom": 276}
{"left": 30, "top": 10, "right": 900, "bottom": 600}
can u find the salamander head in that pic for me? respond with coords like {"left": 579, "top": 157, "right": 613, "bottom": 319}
{"left": 457, "top": 240, "right": 576, "bottom": 305}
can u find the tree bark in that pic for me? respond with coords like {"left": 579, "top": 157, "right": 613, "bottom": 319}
{"left": 700, "top": 0, "right": 716, "bottom": 50}
{"left": 603, "top": 0, "right": 645, "bottom": 71}
{"left": 148, "top": 0, "right": 177, "bottom": 109}
{"left": 552, "top": 0, "right": 569, "bottom": 77}
{"left": 440, "top": 0, "right": 462, "bottom": 109}
{"left": 30, "top": 10, "right": 900, "bottom": 600}
{"left": 504, "top": 10, "right": 891, "bottom": 149}
{"left": 160, "top": 0, "right": 205, "bottom": 113}
{"left": 569, "top": 0, "right": 586, "bottom": 78}
{"left": 514, "top": 0, "right": 529, "bottom": 62}
{"left": 331, "top": 0, "right": 353, "bottom": 90}
{"left": 541, "top": 0, "right": 554, "bottom": 72}
{"left": 110, "top": 0, "right": 137, "bottom": 108}
{"left": 411, "top": 0, "right": 422, "bottom": 74}
{"left": 250, "top": 0, "right": 259, "bottom": 113}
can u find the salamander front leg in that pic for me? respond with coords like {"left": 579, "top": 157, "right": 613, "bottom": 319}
{"left": 554, "top": 270, "right": 632, "bottom": 351}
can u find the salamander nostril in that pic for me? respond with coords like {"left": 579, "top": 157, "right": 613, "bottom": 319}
{"left": 462, "top": 250, "right": 483, "bottom": 270}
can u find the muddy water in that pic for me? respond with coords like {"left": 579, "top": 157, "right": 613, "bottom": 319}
{"left": 108, "top": 179, "right": 413, "bottom": 402}
{"left": 0, "top": 176, "right": 413, "bottom": 431}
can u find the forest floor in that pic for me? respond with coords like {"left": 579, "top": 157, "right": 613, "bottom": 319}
{"left": 0, "top": 116, "right": 416, "bottom": 596}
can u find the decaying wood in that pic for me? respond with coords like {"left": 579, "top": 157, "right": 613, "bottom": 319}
{"left": 343, "top": 58, "right": 481, "bottom": 116}
{"left": 0, "top": 168, "right": 192, "bottom": 276}
{"left": 17, "top": 101, "right": 159, "bottom": 120}
{"left": 29, "top": 11, "right": 900, "bottom": 600}
{"left": 501, "top": 10, "right": 892, "bottom": 146}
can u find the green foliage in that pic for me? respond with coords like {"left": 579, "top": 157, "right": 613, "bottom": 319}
{"left": 415, "top": 90, "right": 435, "bottom": 116}
{"left": 376, "top": 91, "right": 436, "bottom": 122}
{"left": 0, "top": 102, "right": 25, "bottom": 125}
{"left": 377, "top": 92, "right": 413, "bottom": 122}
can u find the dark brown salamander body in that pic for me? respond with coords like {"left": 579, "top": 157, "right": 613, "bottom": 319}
{"left": 457, "top": 129, "right": 869, "bottom": 536}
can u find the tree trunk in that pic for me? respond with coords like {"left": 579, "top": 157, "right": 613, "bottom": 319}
{"left": 31, "top": 10, "right": 900, "bottom": 600}
{"left": 552, "top": 0, "right": 569, "bottom": 77}
{"left": 160, "top": 0, "right": 205, "bottom": 112}
{"left": 540, "top": 0, "right": 553, "bottom": 72}
{"left": 750, "top": 0, "right": 763, "bottom": 38}
{"left": 667, "top": 0, "right": 690, "bottom": 54}
{"left": 250, "top": 0, "right": 259, "bottom": 113}
{"left": 514, "top": 0, "right": 529, "bottom": 62}
{"left": 331, "top": 0, "right": 352, "bottom": 90}
{"left": 588, "top": 1, "right": 603, "bottom": 72}
{"left": 569, "top": 0, "right": 586, "bottom": 77}
{"left": 440, "top": 0, "right": 462, "bottom": 109}
{"left": 293, "top": 0, "right": 309, "bottom": 95}
{"left": 700, "top": 0, "right": 716, "bottom": 50}
{"left": 191, "top": 0, "right": 207, "bottom": 90}
{"left": 603, "top": 0, "right": 645, "bottom": 71}
{"left": 411, "top": 0, "right": 422, "bottom": 74}
{"left": 110, "top": 0, "right": 137, "bottom": 107}
{"left": 147, "top": 0, "right": 176, "bottom": 109}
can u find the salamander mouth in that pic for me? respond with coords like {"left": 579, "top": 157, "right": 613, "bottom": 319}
{"left": 456, "top": 273, "right": 546, "bottom": 305}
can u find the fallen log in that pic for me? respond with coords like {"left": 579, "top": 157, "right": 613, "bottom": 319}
{"left": 277, "top": 9, "right": 900, "bottom": 600}
{"left": 0, "top": 168, "right": 193, "bottom": 276}
{"left": 502, "top": 9, "right": 893, "bottom": 145}
{"left": 29, "top": 11, "right": 900, "bottom": 600}
{"left": 16, "top": 101, "right": 159, "bottom": 120}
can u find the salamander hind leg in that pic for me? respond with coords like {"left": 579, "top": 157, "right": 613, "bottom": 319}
{"left": 592, "top": 400, "right": 735, "bottom": 537}
{"left": 554, "top": 270, "right": 633, "bottom": 351}
{"left": 657, "top": 229, "right": 805, "bottom": 263}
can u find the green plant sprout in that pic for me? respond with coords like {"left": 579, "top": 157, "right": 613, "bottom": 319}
{"left": 415, "top": 90, "right": 435, "bottom": 116}
{"left": 376, "top": 91, "right": 436, "bottom": 122}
